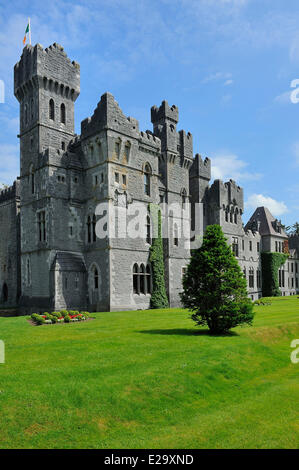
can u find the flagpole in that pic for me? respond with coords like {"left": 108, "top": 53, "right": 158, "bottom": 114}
{"left": 28, "top": 17, "right": 31, "bottom": 45}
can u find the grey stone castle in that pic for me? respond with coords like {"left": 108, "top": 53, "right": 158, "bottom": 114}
{"left": 0, "top": 43, "right": 298, "bottom": 313}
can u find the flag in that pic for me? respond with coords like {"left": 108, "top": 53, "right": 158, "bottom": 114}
{"left": 23, "top": 22, "right": 30, "bottom": 45}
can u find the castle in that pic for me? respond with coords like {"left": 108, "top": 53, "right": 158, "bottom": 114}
{"left": 0, "top": 43, "right": 298, "bottom": 313}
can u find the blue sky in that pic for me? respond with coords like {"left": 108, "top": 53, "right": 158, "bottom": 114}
{"left": 0, "top": 0, "right": 299, "bottom": 225}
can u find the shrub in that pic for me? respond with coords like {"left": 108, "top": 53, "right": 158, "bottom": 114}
{"left": 31, "top": 313, "right": 45, "bottom": 325}
{"left": 80, "top": 311, "right": 89, "bottom": 319}
{"left": 60, "top": 310, "right": 69, "bottom": 318}
{"left": 64, "top": 315, "right": 71, "bottom": 323}
{"left": 51, "top": 311, "right": 61, "bottom": 318}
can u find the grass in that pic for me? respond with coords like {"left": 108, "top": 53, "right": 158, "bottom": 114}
{"left": 0, "top": 296, "right": 298, "bottom": 449}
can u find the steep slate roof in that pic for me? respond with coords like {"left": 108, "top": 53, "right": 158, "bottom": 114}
{"left": 52, "top": 251, "right": 86, "bottom": 272}
{"left": 245, "top": 206, "right": 288, "bottom": 238}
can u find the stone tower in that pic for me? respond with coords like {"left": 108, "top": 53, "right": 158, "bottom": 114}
{"left": 189, "top": 154, "right": 211, "bottom": 245}
{"left": 151, "top": 101, "right": 192, "bottom": 307}
{"left": 14, "top": 43, "right": 81, "bottom": 310}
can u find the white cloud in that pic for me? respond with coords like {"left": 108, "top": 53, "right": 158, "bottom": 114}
{"left": 202, "top": 72, "right": 232, "bottom": 84}
{"left": 245, "top": 194, "right": 288, "bottom": 216}
{"left": 274, "top": 90, "right": 292, "bottom": 105}
{"left": 292, "top": 141, "right": 299, "bottom": 166}
{"left": 0, "top": 112, "right": 19, "bottom": 133}
{"left": 224, "top": 79, "right": 234, "bottom": 86}
{"left": 221, "top": 94, "right": 232, "bottom": 105}
{"left": 200, "top": 0, "right": 248, "bottom": 8}
{"left": 211, "top": 152, "right": 262, "bottom": 182}
{"left": 0, "top": 144, "right": 19, "bottom": 185}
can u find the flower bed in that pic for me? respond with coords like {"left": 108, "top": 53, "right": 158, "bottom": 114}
{"left": 31, "top": 310, "right": 90, "bottom": 325}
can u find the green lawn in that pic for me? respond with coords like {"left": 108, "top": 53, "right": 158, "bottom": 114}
{"left": 0, "top": 297, "right": 298, "bottom": 449}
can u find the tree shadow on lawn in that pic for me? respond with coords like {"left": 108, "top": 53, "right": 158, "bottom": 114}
{"left": 138, "top": 328, "right": 239, "bottom": 337}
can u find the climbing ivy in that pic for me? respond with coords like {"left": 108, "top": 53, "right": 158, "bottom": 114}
{"left": 149, "top": 204, "right": 169, "bottom": 309}
{"left": 261, "top": 252, "right": 289, "bottom": 297}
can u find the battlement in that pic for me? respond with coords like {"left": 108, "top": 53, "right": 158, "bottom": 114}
{"left": 209, "top": 178, "right": 244, "bottom": 210}
{"left": 14, "top": 43, "right": 80, "bottom": 102}
{"left": 81, "top": 92, "right": 139, "bottom": 139}
{"left": 139, "top": 131, "right": 161, "bottom": 149}
{"left": 178, "top": 130, "right": 193, "bottom": 160}
{"left": 190, "top": 154, "right": 211, "bottom": 180}
{"left": 0, "top": 180, "right": 20, "bottom": 204}
{"left": 151, "top": 100, "right": 179, "bottom": 124}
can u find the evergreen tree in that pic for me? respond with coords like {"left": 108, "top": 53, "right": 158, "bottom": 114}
{"left": 180, "top": 225, "right": 254, "bottom": 334}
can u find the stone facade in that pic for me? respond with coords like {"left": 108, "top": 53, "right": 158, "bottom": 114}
{"left": 0, "top": 42, "right": 298, "bottom": 313}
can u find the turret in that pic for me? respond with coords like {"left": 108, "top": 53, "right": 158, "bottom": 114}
{"left": 14, "top": 43, "right": 80, "bottom": 178}
{"left": 151, "top": 100, "right": 179, "bottom": 153}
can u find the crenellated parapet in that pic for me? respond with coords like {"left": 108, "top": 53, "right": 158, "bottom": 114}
{"left": 14, "top": 43, "right": 80, "bottom": 103}
{"left": 0, "top": 180, "right": 20, "bottom": 203}
{"left": 190, "top": 154, "right": 211, "bottom": 181}
{"left": 139, "top": 131, "right": 161, "bottom": 152}
{"left": 208, "top": 179, "right": 244, "bottom": 212}
{"left": 178, "top": 130, "right": 193, "bottom": 162}
{"left": 81, "top": 92, "right": 140, "bottom": 140}
{"left": 151, "top": 101, "right": 179, "bottom": 125}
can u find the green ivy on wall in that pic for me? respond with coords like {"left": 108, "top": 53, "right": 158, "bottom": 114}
{"left": 261, "top": 252, "right": 289, "bottom": 297}
{"left": 149, "top": 204, "right": 169, "bottom": 309}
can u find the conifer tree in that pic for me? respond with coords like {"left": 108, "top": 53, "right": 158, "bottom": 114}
{"left": 180, "top": 225, "right": 254, "bottom": 334}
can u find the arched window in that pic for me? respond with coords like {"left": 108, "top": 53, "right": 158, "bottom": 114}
{"left": 234, "top": 208, "right": 239, "bottom": 224}
{"left": 133, "top": 264, "right": 139, "bottom": 294}
{"left": 2, "top": 283, "right": 8, "bottom": 303}
{"left": 60, "top": 103, "right": 66, "bottom": 124}
{"left": 257, "top": 269, "right": 261, "bottom": 289}
{"left": 225, "top": 208, "right": 229, "bottom": 222}
{"left": 115, "top": 139, "right": 121, "bottom": 158}
{"left": 92, "top": 215, "right": 97, "bottom": 242}
{"left": 144, "top": 163, "right": 151, "bottom": 196}
{"left": 94, "top": 267, "right": 99, "bottom": 289}
{"left": 230, "top": 209, "right": 233, "bottom": 223}
{"left": 249, "top": 267, "right": 254, "bottom": 288}
{"left": 27, "top": 258, "right": 31, "bottom": 286}
{"left": 232, "top": 237, "right": 238, "bottom": 257}
{"left": 140, "top": 264, "right": 146, "bottom": 294}
{"left": 243, "top": 267, "right": 246, "bottom": 279}
{"left": 87, "top": 216, "right": 91, "bottom": 243}
{"left": 146, "top": 215, "right": 151, "bottom": 244}
{"left": 125, "top": 142, "right": 131, "bottom": 161}
{"left": 30, "top": 165, "right": 35, "bottom": 194}
{"left": 24, "top": 104, "right": 28, "bottom": 125}
{"left": 31, "top": 98, "right": 34, "bottom": 120}
{"left": 174, "top": 224, "right": 179, "bottom": 246}
{"left": 145, "top": 265, "right": 152, "bottom": 294}
{"left": 49, "top": 99, "right": 55, "bottom": 120}
{"left": 181, "top": 188, "right": 187, "bottom": 208}
{"left": 38, "top": 211, "right": 46, "bottom": 242}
